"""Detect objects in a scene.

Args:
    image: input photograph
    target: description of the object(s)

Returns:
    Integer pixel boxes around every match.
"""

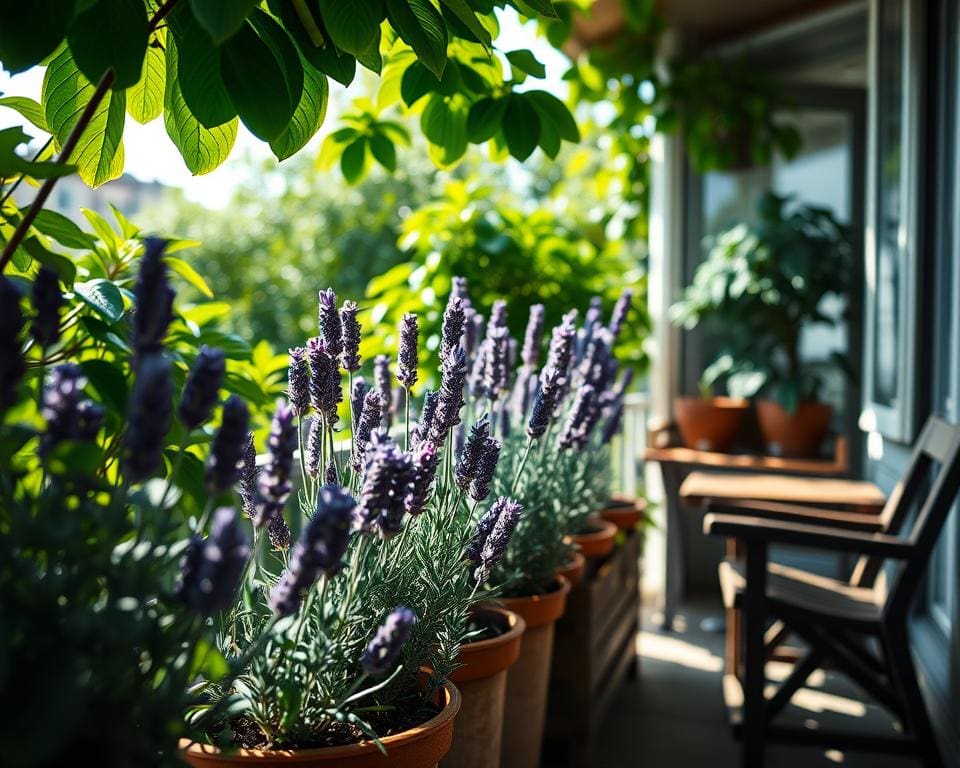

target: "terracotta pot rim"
[674,395,750,410]
[571,517,617,558]
[555,549,586,586]
[451,608,526,684]
[498,576,571,629]
[180,683,461,763]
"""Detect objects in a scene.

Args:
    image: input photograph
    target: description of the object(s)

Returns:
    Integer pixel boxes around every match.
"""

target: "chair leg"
[742,541,768,768]
[884,627,943,768]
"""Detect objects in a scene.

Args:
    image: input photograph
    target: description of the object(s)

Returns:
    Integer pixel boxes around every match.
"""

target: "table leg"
[659,463,685,631]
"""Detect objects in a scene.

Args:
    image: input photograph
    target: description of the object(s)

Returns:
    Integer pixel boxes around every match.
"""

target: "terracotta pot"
[756,400,833,458]
[555,549,585,587]
[672,396,749,453]
[498,577,571,768]
[571,517,617,559]
[441,609,525,768]
[180,683,461,768]
[599,495,648,532]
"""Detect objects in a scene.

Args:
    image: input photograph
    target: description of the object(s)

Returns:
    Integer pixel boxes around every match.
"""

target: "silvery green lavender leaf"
[30,266,63,349]
[0,277,25,414]
[360,606,416,676]
[132,238,174,358]
[318,288,343,359]
[179,345,225,430]
[124,352,173,483]
[206,395,250,493]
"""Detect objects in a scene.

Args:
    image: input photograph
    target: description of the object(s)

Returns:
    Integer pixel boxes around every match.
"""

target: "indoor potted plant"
[671,192,853,458]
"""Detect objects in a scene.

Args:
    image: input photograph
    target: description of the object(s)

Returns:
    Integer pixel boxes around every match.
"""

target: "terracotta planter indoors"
[181,683,461,768]
[599,494,647,532]
[498,577,571,768]
[673,396,749,453]
[756,399,833,458]
[440,608,525,768]
[571,516,617,559]
[555,549,585,587]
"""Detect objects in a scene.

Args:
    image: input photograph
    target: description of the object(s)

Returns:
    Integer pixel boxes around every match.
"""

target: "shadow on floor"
[590,595,917,768]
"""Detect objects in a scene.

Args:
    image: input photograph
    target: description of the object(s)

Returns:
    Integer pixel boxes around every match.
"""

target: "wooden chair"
[703,416,960,767]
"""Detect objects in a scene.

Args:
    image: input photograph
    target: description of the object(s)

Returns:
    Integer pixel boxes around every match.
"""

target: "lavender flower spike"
[132,238,174,357]
[361,606,417,676]
[287,346,311,416]
[254,400,297,528]
[179,346,225,429]
[527,368,562,439]
[521,304,545,369]
[339,300,362,372]
[239,432,258,519]
[374,354,392,427]
[558,384,597,451]
[475,498,523,584]
[324,458,338,486]
[483,326,510,400]
[176,507,250,615]
[39,364,104,456]
[31,266,63,349]
[307,337,342,424]
[468,436,501,502]
[206,395,250,493]
[0,277,25,414]
[609,288,633,340]
[124,352,173,483]
[428,348,468,447]
[318,288,343,358]
[407,440,439,515]
[396,313,419,389]
[455,414,490,490]
[466,504,499,566]
[441,296,465,360]
[356,433,415,538]
[489,299,507,330]
[268,514,291,550]
[306,417,323,477]
[352,390,384,471]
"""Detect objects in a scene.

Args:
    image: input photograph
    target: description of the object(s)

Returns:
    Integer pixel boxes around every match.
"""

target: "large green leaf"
[513,0,558,18]
[168,5,237,128]
[126,28,167,124]
[163,39,238,175]
[340,138,367,183]
[32,209,97,250]
[75,278,124,322]
[219,19,298,141]
[0,96,49,132]
[502,93,540,161]
[438,0,491,50]
[266,0,357,87]
[0,127,76,179]
[421,93,467,166]
[67,0,149,90]
[386,0,447,80]
[525,89,579,141]
[269,59,329,161]
[0,0,75,74]
[506,49,545,79]
[317,0,384,58]
[42,47,126,187]
[248,10,304,115]
[189,0,260,42]
[466,96,506,143]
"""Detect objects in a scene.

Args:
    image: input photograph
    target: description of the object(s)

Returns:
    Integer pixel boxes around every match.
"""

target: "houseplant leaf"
[126,28,167,124]
[269,60,329,161]
[385,0,447,80]
[67,0,149,90]
[189,0,260,42]
[0,0,75,74]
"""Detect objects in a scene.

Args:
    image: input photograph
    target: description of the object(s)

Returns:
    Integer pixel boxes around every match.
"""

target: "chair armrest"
[704,513,913,558]
[704,499,884,532]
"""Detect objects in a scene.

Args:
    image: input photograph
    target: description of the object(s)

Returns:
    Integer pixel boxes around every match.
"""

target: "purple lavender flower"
[306,417,323,477]
[361,606,416,676]
[616,367,635,395]
[132,238,174,357]
[374,355,392,427]
[558,384,597,451]
[428,347,468,447]
[125,352,173,483]
[270,486,356,616]
[239,432,258,519]
[468,340,489,398]
[287,347,311,416]
[475,498,523,584]
[608,288,633,339]
[307,337,342,424]
[483,327,510,400]
[466,496,521,570]
[455,414,490,491]
[176,508,250,615]
[325,458,338,486]
[407,440,439,515]
[468,437,501,502]
[318,288,343,358]
[577,327,613,389]
[489,299,507,330]
[0,277,25,414]
[521,304,545,369]
[451,276,469,301]
[351,376,368,424]
[544,313,577,384]
[179,346,225,429]
[356,433,415,538]
[396,313,419,389]
[31,266,63,349]
[417,390,439,442]
[601,399,624,445]
[340,300,362,372]
[39,364,104,456]
[352,390,383,471]
[463,306,480,358]
[527,368,563,439]
[254,401,296,528]
[268,513,291,550]
[441,296,465,360]
[206,395,250,493]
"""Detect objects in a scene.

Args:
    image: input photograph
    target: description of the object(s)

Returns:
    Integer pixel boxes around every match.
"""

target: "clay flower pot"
[599,495,647,532]
[756,400,833,458]
[673,396,749,452]
[180,683,461,768]
[440,608,525,768]
[555,549,585,587]
[570,516,617,559]
[498,577,571,768]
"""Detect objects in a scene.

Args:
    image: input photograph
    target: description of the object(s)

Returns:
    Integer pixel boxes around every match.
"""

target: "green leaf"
[167,5,237,128]
[189,0,260,43]
[400,61,436,106]
[31,209,97,250]
[506,49,545,79]
[80,359,129,413]
[355,25,383,74]
[269,60,329,161]
[369,132,396,172]
[219,19,298,141]
[195,330,251,360]
[75,278,124,322]
[266,0,357,87]
[385,0,447,80]
[163,39,238,175]
[68,0,149,90]
[0,127,76,179]
[421,94,467,165]
[42,47,126,187]
[0,0,75,74]
[537,110,560,158]
[438,0,491,51]
[502,93,540,161]
[45,441,105,477]
[167,256,214,298]
[21,237,77,284]
[466,96,506,143]
[525,89,579,141]
[248,9,304,117]
[340,138,367,183]
[513,0,558,18]
[317,0,384,58]
[127,29,167,124]
[0,96,49,132]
